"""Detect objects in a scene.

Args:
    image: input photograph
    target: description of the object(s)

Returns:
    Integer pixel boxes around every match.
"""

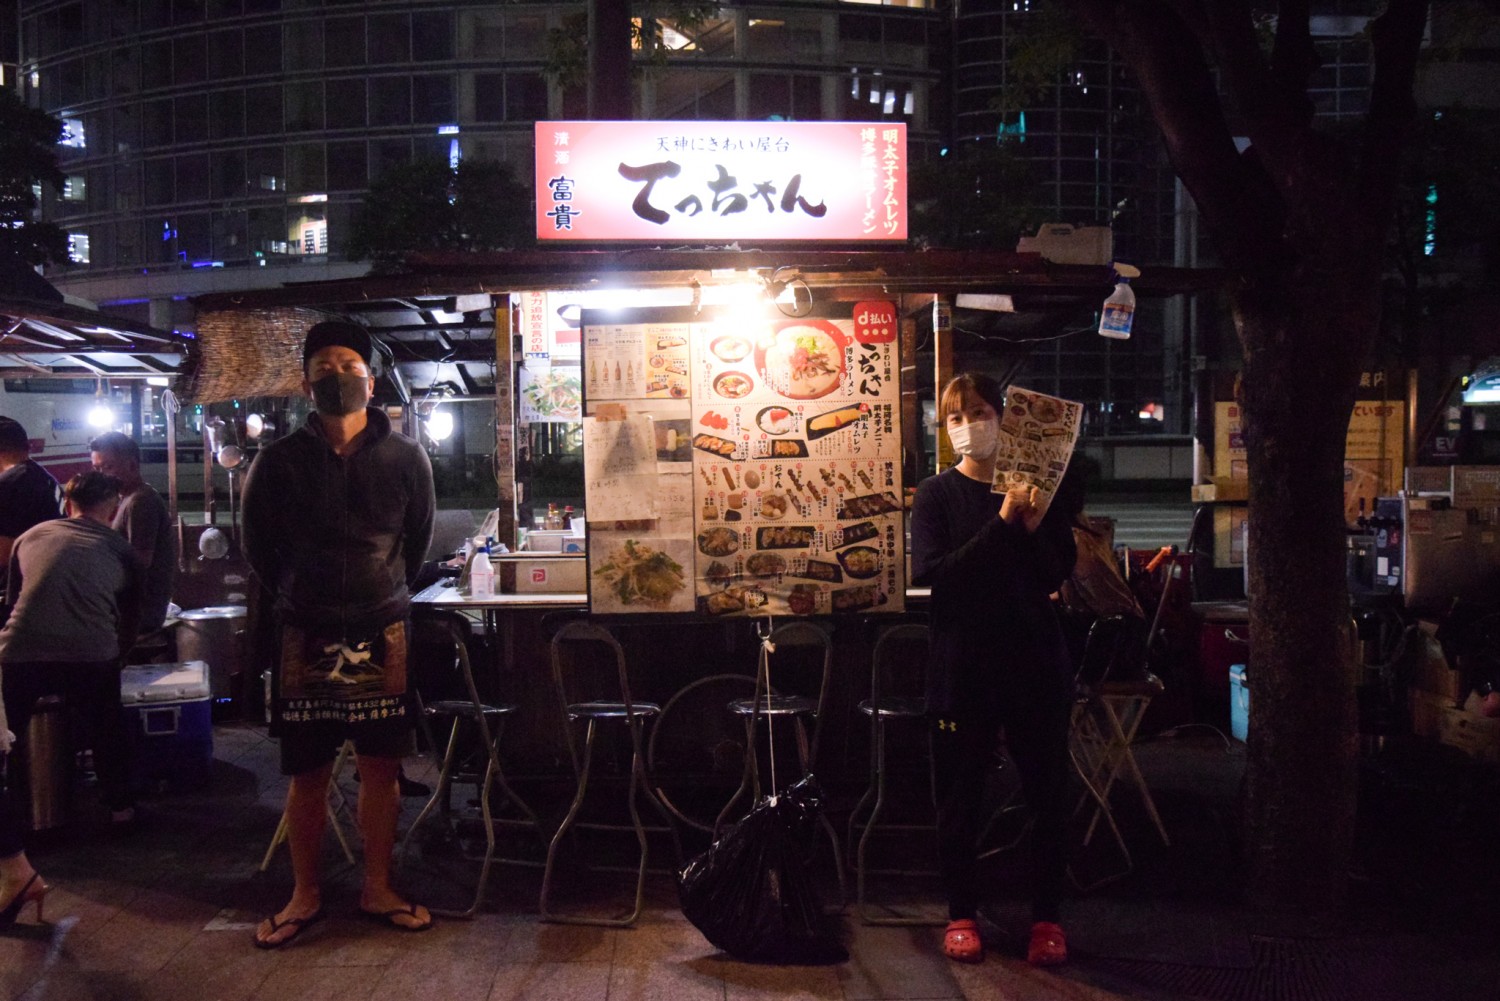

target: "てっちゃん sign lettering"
[535,121,906,243]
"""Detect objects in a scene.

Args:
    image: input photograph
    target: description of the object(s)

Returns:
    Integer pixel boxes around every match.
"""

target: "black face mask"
[310,371,370,417]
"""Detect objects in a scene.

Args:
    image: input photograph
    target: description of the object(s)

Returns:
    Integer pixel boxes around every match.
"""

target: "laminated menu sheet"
[989,387,1083,516]
[582,304,905,617]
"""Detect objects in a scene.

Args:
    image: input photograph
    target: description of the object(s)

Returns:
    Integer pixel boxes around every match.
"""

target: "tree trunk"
[1236,254,1380,916]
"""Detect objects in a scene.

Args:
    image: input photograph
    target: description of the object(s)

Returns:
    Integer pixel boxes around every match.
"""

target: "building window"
[244,24,281,75]
[63,175,87,201]
[68,232,90,264]
[326,79,367,128]
[285,80,324,131]
[370,76,411,126]
[412,11,454,61]
[209,29,245,79]
[327,141,367,191]
[59,117,86,149]
[325,16,366,68]
[369,13,412,63]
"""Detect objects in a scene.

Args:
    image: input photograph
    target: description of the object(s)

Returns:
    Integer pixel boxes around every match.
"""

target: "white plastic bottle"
[1098,277,1135,340]
[470,543,495,600]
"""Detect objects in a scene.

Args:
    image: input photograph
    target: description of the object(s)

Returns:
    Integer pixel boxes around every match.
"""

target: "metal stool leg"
[259,741,357,872]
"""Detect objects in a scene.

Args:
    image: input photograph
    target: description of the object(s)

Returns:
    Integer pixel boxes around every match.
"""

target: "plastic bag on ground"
[678,774,847,964]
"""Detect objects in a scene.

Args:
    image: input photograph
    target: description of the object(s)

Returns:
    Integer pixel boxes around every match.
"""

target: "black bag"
[678,774,847,964]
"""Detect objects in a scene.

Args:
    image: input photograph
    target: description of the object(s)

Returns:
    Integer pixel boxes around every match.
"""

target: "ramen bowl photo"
[756,321,847,400]
[713,371,754,399]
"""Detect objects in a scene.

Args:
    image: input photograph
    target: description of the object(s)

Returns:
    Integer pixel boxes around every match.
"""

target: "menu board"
[989,387,1083,515]
[583,305,904,617]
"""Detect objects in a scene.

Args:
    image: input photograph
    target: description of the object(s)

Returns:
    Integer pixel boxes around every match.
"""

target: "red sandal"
[942,918,983,963]
[1027,921,1068,966]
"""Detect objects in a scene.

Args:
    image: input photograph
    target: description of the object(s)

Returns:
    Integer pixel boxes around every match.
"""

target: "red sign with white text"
[535,121,907,243]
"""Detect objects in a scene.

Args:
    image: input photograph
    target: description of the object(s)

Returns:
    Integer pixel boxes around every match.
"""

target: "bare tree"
[1056,1,1431,915]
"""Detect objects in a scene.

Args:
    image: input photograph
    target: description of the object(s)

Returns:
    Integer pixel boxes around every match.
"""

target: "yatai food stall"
[184,120,1218,774]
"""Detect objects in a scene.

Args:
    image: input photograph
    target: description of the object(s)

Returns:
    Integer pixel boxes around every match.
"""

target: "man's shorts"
[279,719,416,776]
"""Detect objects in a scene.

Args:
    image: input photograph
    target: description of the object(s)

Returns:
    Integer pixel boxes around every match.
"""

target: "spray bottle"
[1098,262,1139,340]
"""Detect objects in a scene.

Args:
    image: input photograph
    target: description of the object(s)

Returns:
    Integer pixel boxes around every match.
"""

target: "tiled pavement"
[4,721,1499,1001]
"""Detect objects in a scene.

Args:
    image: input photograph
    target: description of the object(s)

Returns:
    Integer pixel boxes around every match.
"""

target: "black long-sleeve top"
[910,467,1077,717]
[241,407,435,633]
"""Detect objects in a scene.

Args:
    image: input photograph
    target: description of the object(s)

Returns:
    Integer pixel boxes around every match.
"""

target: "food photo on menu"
[989,387,1084,513]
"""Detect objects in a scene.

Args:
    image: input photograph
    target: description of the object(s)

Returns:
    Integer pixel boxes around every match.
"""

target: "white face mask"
[947,417,998,459]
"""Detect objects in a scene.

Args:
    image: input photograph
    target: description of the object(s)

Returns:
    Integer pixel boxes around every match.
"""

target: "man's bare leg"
[256,761,335,946]
[355,754,430,929]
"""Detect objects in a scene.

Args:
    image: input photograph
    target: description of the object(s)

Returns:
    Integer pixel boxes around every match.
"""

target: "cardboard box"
[1437,700,1500,766]
[1015,223,1113,265]
[1192,479,1250,503]
[120,662,214,792]
[1407,623,1464,702]
[500,554,588,594]
[1409,686,1455,741]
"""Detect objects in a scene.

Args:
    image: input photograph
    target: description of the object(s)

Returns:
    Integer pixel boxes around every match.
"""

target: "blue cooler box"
[120,661,214,792]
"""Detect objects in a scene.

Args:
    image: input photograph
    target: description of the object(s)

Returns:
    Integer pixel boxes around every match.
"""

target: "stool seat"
[728,694,816,717]
[567,700,660,720]
[424,700,518,719]
[857,696,926,719]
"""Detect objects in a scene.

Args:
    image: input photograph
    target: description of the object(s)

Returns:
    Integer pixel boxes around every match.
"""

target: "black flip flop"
[359,903,433,933]
[252,908,325,950]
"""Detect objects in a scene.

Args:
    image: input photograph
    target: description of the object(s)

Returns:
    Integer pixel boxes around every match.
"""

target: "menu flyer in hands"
[989,387,1083,515]
[582,304,904,617]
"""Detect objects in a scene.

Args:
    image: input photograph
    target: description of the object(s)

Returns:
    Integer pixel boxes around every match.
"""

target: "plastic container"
[1230,665,1249,743]
[120,661,214,792]
[470,544,495,599]
[1098,278,1135,339]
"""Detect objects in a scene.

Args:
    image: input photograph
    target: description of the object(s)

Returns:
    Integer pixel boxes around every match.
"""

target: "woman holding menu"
[910,373,1076,967]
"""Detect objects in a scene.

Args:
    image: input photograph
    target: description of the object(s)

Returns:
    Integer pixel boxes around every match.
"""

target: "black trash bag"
[678,774,847,964]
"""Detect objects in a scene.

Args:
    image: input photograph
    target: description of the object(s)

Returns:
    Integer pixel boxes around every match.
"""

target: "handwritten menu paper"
[990,387,1082,515]
[583,309,904,617]
[583,415,659,521]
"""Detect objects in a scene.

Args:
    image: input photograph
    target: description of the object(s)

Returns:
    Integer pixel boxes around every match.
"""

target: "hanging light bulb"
[87,378,114,429]
[424,403,454,442]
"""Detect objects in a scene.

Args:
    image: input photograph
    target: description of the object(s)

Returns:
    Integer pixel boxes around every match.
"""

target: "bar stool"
[259,740,358,871]
[715,619,846,907]
[540,621,679,927]
[401,613,542,919]
[847,622,942,925]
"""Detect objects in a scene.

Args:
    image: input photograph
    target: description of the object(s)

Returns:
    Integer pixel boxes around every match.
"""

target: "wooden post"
[493,297,518,550]
[932,294,954,468]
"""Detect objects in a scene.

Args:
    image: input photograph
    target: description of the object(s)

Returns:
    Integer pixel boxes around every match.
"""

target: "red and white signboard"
[535,121,907,243]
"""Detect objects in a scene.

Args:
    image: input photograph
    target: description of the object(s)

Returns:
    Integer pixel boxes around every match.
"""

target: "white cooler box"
[120,661,214,792]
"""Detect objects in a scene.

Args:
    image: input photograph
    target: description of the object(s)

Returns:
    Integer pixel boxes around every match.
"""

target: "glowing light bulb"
[87,401,115,428]
[425,406,454,442]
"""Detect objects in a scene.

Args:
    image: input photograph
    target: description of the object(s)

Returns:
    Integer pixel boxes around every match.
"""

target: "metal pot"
[176,605,247,701]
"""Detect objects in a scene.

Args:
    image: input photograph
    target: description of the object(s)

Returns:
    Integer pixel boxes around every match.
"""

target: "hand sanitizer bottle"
[470,542,495,599]
[1098,274,1135,340]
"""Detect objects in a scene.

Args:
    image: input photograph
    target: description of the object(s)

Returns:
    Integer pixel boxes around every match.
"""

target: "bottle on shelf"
[545,503,561,530]
[470,540,495,599]
[562,505,574,529]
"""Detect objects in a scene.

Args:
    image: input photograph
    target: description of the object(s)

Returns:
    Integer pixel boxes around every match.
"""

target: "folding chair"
[259,740,357,871]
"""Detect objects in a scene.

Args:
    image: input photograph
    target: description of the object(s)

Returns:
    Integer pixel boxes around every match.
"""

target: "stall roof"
[185,249,1225,402]
[193,249,1224,312]
[0,295,189,380]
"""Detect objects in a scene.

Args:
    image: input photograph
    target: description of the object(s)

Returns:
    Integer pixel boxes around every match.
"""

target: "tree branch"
[1362,0,1431,215]
[1062,0,1287,273]
[1270,0,1317,125]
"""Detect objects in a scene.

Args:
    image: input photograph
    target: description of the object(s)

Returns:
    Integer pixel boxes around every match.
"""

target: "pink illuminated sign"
[535,121,907,243]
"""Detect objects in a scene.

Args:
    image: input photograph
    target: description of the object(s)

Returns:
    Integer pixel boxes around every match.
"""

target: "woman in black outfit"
[910,373,1076,966]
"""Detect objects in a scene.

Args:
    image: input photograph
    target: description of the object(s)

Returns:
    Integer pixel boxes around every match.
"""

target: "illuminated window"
[62,175,87,201]
[68,232,90,263]
[60,117,86,148]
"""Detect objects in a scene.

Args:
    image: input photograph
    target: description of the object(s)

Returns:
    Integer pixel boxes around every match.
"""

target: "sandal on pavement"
[1027,921,1068,966]
[360,903,433,933]
[253,908,325,950]
[942,918,983,963]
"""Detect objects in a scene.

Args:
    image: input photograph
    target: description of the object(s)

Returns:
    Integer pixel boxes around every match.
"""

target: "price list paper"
[582,305,904,617]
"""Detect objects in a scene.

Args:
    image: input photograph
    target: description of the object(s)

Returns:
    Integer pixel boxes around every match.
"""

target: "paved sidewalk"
[3,721,1498,1001]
